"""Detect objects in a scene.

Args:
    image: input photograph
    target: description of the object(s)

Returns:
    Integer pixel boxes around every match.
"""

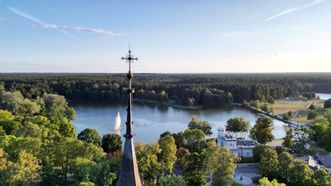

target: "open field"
[269,99,325,124]
[270,99,324,115]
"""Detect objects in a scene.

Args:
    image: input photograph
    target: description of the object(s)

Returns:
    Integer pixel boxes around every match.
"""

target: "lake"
[316,93,331,100]
[72,103,286,143]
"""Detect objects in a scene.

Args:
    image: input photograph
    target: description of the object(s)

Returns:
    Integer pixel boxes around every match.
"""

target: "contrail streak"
[8,7,121,38]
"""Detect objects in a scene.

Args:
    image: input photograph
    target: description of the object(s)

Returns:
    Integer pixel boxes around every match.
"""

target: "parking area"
[234,163,260,186]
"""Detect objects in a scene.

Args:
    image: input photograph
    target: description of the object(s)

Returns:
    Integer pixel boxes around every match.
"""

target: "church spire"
[118,48,142,186]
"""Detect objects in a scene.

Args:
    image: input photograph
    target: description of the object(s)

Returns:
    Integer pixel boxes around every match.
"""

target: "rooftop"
[237,140,258,147]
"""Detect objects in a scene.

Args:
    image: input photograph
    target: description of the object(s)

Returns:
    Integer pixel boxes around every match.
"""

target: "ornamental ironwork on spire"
[118,48,142,186]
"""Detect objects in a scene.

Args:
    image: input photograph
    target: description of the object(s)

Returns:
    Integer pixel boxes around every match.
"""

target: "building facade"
[217,127,258,158]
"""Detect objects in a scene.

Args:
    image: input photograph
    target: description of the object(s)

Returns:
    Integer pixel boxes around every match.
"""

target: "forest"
[1,73,330,107]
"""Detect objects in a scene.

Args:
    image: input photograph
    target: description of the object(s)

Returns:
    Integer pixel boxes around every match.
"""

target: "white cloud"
[7,7,121,38]
[263,0,329,23]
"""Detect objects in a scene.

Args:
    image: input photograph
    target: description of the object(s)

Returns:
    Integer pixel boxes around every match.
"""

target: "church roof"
[221,134,237,141]
[119,138,142,185]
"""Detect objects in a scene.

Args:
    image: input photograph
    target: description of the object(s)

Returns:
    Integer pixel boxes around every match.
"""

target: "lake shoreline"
[69,92,331,111]
[69,99,234,110]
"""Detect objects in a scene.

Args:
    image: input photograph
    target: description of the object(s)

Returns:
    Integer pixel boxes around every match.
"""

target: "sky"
[0,0,331,73]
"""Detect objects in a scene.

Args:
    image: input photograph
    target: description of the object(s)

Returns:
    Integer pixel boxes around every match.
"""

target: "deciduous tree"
[71,157,96,183]
[45,138,103,183]
[159,175,187,186]
[183,129,207,153]
[183,152,207,186]
[208,142,237,186]
[278,152,293,182]
[78,128,102,146]
[313,168,331,186]
[0,110,21,135]
[101,133,122,154]
[0,91,24,114]
[258,177,285,186]
[188,116,212,136]
[260,148,279,179]
[282,126,294,148]
[90,158,120,186]
[250,117,274,144]
[172,132,185,148]
[0,135,42,160]
[252,145,271,162]
[158,135,177,173]
[135,143,162,185]
[287,160,313,186]
[4,150,41,185]
[310,122,329,147]
[292,126,310,154]
[176,147,190,169]
[226,117,250,133]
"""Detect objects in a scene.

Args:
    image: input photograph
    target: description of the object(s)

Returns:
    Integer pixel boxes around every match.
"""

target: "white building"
[217,127,258,158]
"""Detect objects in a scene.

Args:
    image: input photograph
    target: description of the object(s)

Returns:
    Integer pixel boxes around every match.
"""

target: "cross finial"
[121,47,138,72]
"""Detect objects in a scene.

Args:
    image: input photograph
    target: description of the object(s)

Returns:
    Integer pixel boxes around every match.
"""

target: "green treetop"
[250,117,274,144]
[78,128,102,146]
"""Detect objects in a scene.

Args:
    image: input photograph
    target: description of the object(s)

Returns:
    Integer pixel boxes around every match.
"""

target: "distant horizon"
[1,72,331,74]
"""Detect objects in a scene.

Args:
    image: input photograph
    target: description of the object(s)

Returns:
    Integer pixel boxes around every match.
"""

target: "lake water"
[316,93,331,100]
[72,103,286,143]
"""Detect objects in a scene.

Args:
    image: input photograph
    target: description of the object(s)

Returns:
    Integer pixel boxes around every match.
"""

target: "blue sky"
[1,0,331,73]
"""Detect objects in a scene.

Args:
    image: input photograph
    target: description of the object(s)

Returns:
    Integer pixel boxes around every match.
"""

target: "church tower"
[118,48,142,186]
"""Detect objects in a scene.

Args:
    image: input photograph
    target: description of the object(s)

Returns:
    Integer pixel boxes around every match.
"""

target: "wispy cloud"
[0,17,6,21]
[262,0,328,23]
[38,23,121,37]
[7,7,121,38]
[264,7,299,22]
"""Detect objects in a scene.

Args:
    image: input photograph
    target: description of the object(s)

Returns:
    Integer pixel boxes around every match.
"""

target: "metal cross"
[121,48,138,73]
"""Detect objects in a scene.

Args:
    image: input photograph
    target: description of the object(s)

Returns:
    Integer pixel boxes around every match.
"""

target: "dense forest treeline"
[1,73,331,107]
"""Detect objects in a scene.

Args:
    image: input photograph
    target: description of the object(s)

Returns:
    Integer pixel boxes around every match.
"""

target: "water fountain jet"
[114,112,121,130]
